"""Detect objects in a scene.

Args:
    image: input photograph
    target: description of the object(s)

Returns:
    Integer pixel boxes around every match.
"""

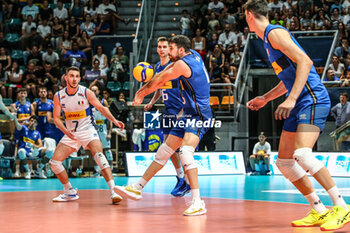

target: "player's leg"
[248,154,257,175]
[35,138,56,179]
[114,134,183,200]
[50,142,79,202]
[263,154,271,175]
[17,148,31,179]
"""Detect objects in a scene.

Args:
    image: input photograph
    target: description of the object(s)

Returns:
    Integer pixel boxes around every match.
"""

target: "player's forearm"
[263,81,288,102]
[138,74,166,99]
[54,117,69,135]
[150,90,161,105]
[288,58,313,101]
[100,106,120,125]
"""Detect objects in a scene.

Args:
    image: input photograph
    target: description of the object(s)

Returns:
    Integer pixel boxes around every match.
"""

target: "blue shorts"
[162,115,185,139]
[283,103,330,132]
[182,105,213,140]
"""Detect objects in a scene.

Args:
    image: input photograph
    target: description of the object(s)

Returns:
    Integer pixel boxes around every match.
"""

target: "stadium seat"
[5,18,21,33]
[209,96,220,106]
[107,81,121,92]
[0,139,16,178]
[5,34,20,49]
[221,96,234,109]
[10,50,24,60]
[123,81,130,91]
[2,98,13,106]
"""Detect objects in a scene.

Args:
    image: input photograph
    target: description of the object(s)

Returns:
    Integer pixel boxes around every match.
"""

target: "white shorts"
[99,131,111,149]
[60,126,100,151]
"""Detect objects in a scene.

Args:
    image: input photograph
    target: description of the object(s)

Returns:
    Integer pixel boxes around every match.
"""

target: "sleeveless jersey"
[179,49,211,115]
[92,98,108,134]
[35,99,56,137]
[15,101,31,120]
[263,24,330,106]
[155,61,183,116]
[57,85,94,131]
[16,125,41,153]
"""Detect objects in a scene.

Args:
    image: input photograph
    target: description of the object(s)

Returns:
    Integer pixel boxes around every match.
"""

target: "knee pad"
[276,158,306,182]
[18,149,26,160]
[0,143,4,156]
[49,159,65,174]
[154,143,175,166]
[294,148,324,175]
[179,146,197,171]
[105,149,113,161]
[94,152,110,171]
[45,149,54,159]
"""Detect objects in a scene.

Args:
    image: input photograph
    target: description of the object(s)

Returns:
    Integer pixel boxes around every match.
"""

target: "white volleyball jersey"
[58,85,94,131]
[92,98,108,134]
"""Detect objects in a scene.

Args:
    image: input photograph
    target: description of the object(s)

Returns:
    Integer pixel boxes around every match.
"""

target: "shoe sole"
[112,196,123,204]
[113,186,142,201]
[320,222,350,231]
[52,195,79,202]
[291,223,320,227]
[183,209,207,216]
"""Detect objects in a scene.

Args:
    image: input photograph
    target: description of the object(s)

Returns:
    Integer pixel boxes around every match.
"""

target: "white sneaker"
[114,185,143,201]
[183,199,207,216]
[34,170,47,179]
[111,192,123,204]
[53,188,79,202]
[24,172,31,179]
[13,171,21,178]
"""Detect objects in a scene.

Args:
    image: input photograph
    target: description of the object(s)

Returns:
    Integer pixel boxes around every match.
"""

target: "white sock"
[133,177,148,191]
[327,186,348,210]
[37,163,45,172]
[191,189,200,200]
[63,182,72,190]
[304,192,328,214]
[184,174,189,184]
[107,180,115,194]
[176,168,184,178]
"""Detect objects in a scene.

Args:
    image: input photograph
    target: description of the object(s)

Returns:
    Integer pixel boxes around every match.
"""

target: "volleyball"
[257,150,265,155]
[133,62,154,82]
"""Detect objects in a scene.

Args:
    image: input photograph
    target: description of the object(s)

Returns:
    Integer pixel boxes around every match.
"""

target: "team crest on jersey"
[78,101,84,105]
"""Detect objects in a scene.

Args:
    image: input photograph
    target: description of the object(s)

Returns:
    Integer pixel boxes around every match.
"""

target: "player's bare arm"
[85,88,124,131]
[53,93,76,140]
[145,90,162,111]
[31,102,36,116]
[34,138,43,149]
[133,60,190,105]
[13,116,22,131]
[0,95,15,120]
[268,29,313,120]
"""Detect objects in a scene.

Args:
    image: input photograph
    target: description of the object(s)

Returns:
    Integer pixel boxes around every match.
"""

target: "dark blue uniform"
[15,101,31,121]
[264,24,331,132]
[35,99,57,139]
[16,125,42,157]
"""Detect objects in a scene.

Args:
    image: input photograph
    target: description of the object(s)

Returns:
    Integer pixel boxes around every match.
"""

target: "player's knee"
[249,155,256,159]
[179,146,197,171]
[154,143,175,166]
[105,149,113,161]
[276,158,306,182]
[45,149,54,159]
[18,149,26,160]
[294,148,324,175]
[94,152,110,171]
[49,159,65,174]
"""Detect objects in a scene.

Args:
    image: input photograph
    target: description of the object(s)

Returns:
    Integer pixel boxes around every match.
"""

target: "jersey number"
[161,90,168,101]
[72,120,79,132]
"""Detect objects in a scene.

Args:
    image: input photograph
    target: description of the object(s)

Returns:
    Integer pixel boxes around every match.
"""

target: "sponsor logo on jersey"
[65,110,87,120]
[23,137,35,145]
[38,111,47,116]
[18,113,30,119]
[96,119,105,125]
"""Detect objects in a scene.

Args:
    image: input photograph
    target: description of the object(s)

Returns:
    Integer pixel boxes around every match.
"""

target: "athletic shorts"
[60,126,100,151]
[163,115,185,139]
[182,105,213,140]
[98,131,111,149]
[283,103,331,132]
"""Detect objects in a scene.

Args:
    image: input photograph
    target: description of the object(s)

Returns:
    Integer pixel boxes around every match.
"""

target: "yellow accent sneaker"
[320,205,350,231]
[291,209,331,227]
[183,199,207,216]
[114,185,143,201]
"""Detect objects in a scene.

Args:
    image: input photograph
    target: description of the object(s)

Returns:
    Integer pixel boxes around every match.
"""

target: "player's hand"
[106,133,111,141]
[66,131,77,140]
[246,96,268,111]
[144,103,153,111]
[133,93,144,106]
[114,120,124,131]
[274,97,296,120]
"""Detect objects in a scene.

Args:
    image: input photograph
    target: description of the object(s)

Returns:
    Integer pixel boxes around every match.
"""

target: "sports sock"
[327,186,348,210]
[304,192,328,214]
[63,182,72,190]
[37,163,45,172]
[107,180,115,194]
[133,177,147,191]
[176,168,184,178]
[191,189,200,200]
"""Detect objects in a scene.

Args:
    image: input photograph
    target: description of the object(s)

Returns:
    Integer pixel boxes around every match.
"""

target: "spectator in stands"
[207,32,219,53]
[207,12,220,37]
[338,22,349,41]
[209,44,225,69]
[97,0,130,33]
[42,44,59,69]
[208,0,225,16]
[218,5,236,29]
[284,8,300,30]
[110,54,124,82]
[102,87,114,106]
[77,30,91,56]
[230,44,242,69]
[268,0,283,13]
[93,45,109,75]
[222,59,236,88]
[69,0,84,21]
[95,14,111,35]
[37,19,51,40]
[218,23,237,57]
[300,10,313,30]
[324,68,340,81]
[330,8,343,29]
[38,63,59,93]
[113,46,129,77]
[298,0,314,15]
[335,38,350,68]
[10,88,32,123]
[39,0,53,23]
[54,0,69,23]
[343,1,350,12]
[84,0,98,21]
[80,14,96,37]
[23,62,39,98]
[0,63,7,98]
[248,132,272,176]
[21,0,39,21]
[331,0,342,13]
[312,8,331,30]
[209,57,222,81]
[270,12,284,26]
[66,16,80,39]
[85,59,107,86]
[331,92,350,128]
[288,21,298,31]
[329,55,345,78]
[6,0,21,20]
[180,10,191,37]
[6,61,23,99]
[191,11,208,36]
[343,6,350,28]
[63,41,87,68]
[0,32,7,48]
[27,45,43,70]
[0,47,11,72]
[340,70,350,87]
[23,29,44,65]
[21,15,37,46]
[238,26,249,51]
[51,17,64,50]
[59,30,72,55]
[192,28,207,61]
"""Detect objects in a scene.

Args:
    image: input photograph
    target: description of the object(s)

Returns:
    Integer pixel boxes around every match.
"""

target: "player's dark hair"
[157,37,168,43]
[29,115,39,122]
[17,87,27,93]
[168,35,191,52]
[341,92,349,99]
[243,0,268,19]
[66,66,80,74]
[38,86,47,91]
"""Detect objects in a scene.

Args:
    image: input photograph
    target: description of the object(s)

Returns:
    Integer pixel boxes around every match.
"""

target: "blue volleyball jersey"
[15,101,31,120]
[179,49,211,115]
[35,99,56,138]
[263,24,330,106]
[16,125,41,153]
[155,61,183,116]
